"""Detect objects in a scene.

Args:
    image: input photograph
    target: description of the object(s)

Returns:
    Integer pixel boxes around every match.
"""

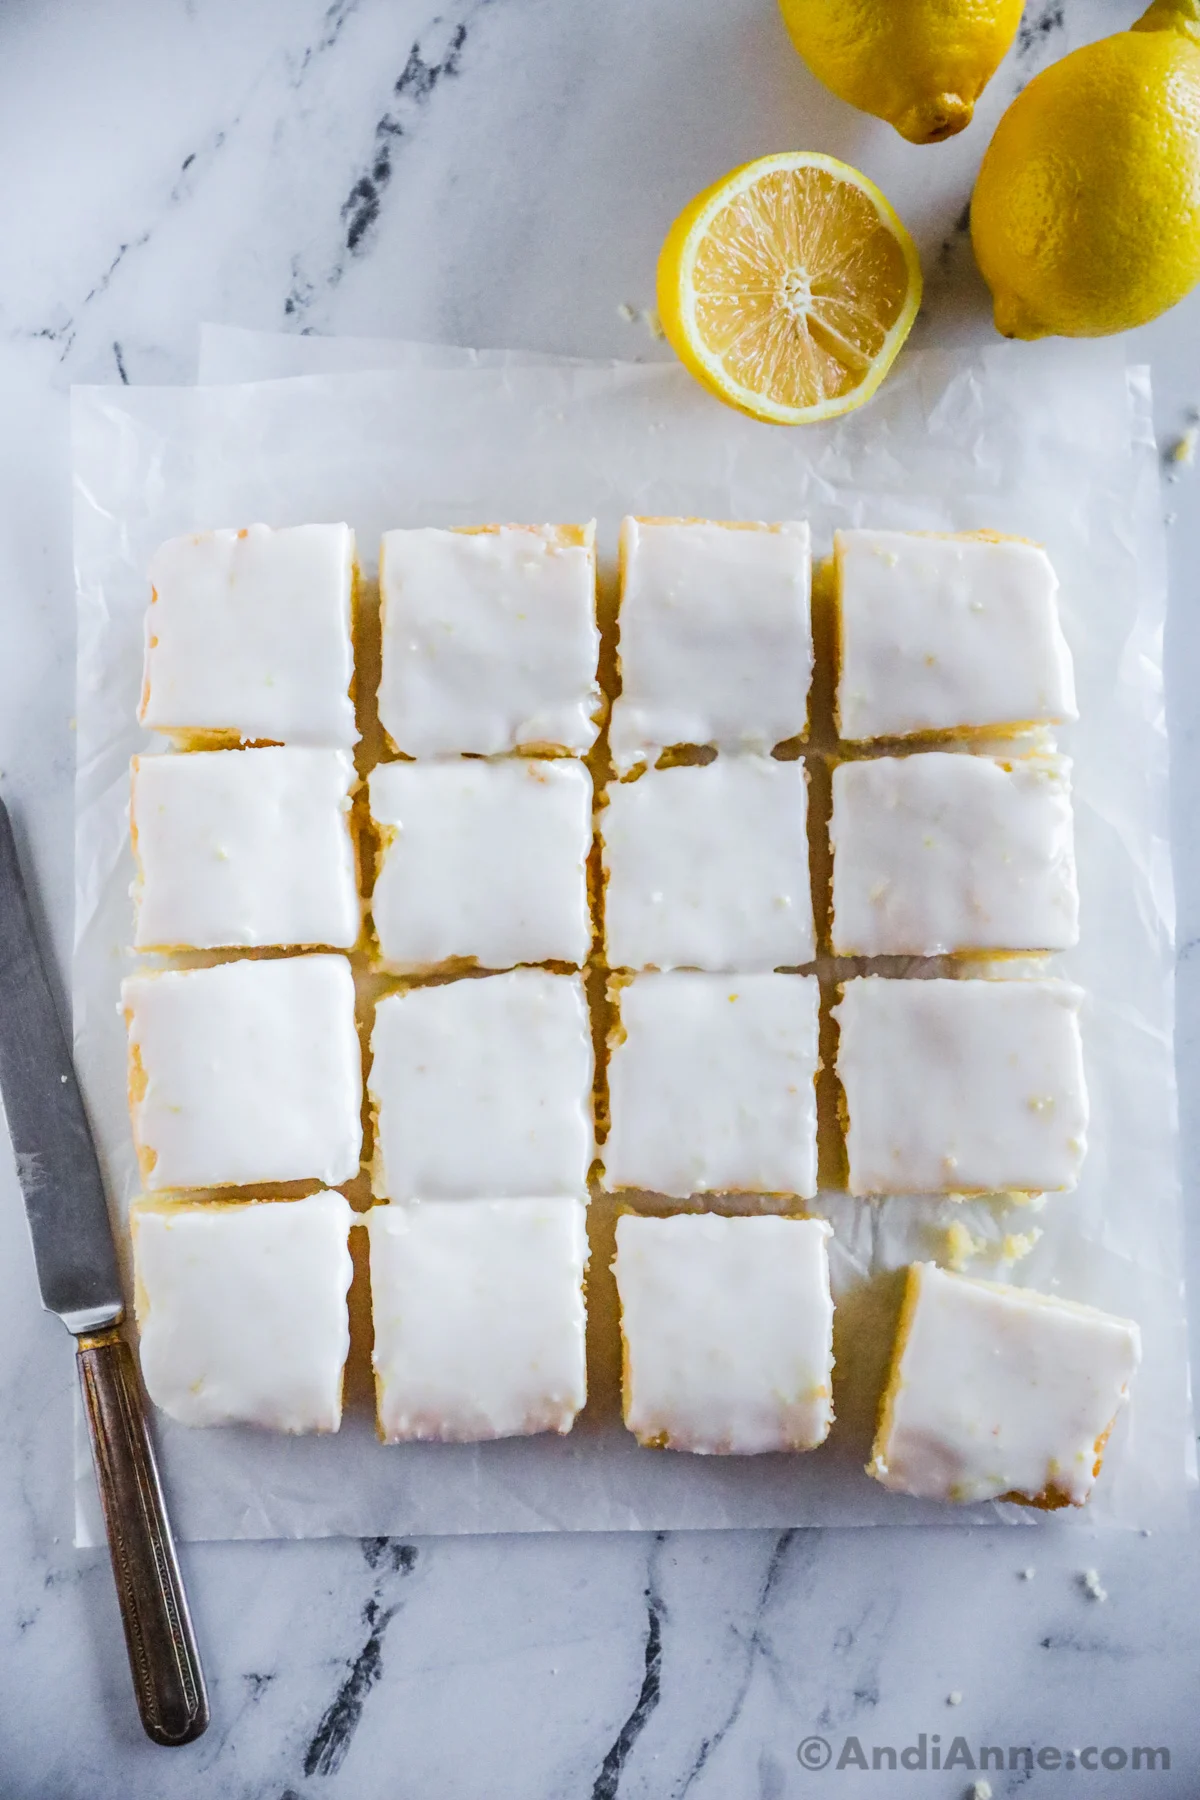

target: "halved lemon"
[656,152,923,426]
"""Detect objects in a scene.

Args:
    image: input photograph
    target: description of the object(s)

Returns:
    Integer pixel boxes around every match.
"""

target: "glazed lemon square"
[366,1198,588,1442]
[122,955,362,1192]
[834,976,1087,1196]
[139,523,358,747]
[603,973,820,1199]
[131,746,360,951]
[368,970,593,1200]
[835,529,1077,741]
[601,757,814,972]
[608,517,812,771]
[829,750,1079,956]
[377,523,601,755]
[868,1262,1141,1507]
[131,1190,354,1432]
[613,1213,834,1454]
[369,757,592,972]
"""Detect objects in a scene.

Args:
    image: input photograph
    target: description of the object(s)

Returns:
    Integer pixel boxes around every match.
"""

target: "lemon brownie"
[131,746,360,951]
[122,954,362,1191]
[366,1198,588,1442]
[603,973,820,1199]
[602,757,814,972]
[369,757,591,972]
[834,976,1087,1196]
[829,750,1079,955]
[140,524,358,747]
[369,970,593,1200]
[608,517,812,771]
[131,1190,354,1432]
[613,1213,834,1454]
[835,529,1076,741]
[868,1262,1141,1506]
[377,523,601,755]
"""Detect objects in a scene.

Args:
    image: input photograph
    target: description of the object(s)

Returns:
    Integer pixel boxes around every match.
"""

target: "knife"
[0,798,208,1746]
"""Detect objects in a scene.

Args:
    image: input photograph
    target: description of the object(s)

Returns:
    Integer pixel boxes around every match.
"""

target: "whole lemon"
[778,0,1025,144]
[971,1,1200,337]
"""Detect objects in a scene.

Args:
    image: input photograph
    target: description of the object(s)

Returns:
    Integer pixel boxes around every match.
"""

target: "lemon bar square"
[835,529,1077,741]
[369,757,592,972]
[829,750,1079,955]
[834,976,1087,1196]
[369,970,593,1200]
[131,747,360,951]
[602,757,814,972]
[377,523,601,755]
[366,1198,588,1442]
[868,1262,1141,1507]
[122,954,362,1192]
[613,1212,834,1454]
[140,524,358,747]
[131,1190,354,1432]
[609,517,812,771]
[603,973,820,1199]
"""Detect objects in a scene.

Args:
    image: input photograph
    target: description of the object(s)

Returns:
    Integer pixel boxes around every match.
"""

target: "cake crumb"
[942,1219,983,1270]
[1171,425,1198,465]
[1081,1568,1108,1602]
[617,302,638,323]
[947,1689,963,1706]
[1000,1227,1042,1263]
[642,306,666,340]
[970,1782,993,1800]
[1019,1566,1035,1580]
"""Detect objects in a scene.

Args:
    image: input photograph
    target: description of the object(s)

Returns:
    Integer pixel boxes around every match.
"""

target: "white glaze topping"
[609,517,812,770]
[366,1198,588,1442]
[602,756,814,972]
[614,1212,834,1454]
[132,1191,354,1432]
[122,954,363,1191]
[834,976,1088,1196]
[603,973,820,1199]
[378,524,601,755]
[835,530,1077,741]
[140,524,358,746]
[830,750,1079,955]
[369,970,593,1200]
[131,747,360,951]
[869,1262,1141,1505]
[369,757,592,971]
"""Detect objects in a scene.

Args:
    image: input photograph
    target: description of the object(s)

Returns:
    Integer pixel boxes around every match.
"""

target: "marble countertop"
[1,0,1199,1793]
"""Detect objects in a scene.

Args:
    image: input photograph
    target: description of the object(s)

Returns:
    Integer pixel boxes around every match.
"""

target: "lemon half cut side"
[656,152,923,427]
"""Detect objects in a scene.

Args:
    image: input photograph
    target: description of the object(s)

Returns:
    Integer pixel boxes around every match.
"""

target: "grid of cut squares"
[125,517,1117,1484]
[368,970,594,1202]
[601,757,814,973]
[834,528,1077,742]
[829,750,1079,957]
[613,1213,835,1454]
[140,523,358,748]
[366,1198,589,1442]
[369,757,592,972]
[377,523,602,756]
[603,973,820,1201]
[609,517,812,771]
[130,1191,354,1433]
[122,955,363,1192]
[834,976,1088,1198]
[868,1262,1141,1507]
[131,746,361,951]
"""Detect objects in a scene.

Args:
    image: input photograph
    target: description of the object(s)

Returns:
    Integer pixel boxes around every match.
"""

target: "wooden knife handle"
[77,1328,209,1745]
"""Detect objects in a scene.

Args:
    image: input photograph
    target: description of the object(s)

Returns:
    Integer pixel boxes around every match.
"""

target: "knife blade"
[0,796,208,1745]
[0,803,121,1332]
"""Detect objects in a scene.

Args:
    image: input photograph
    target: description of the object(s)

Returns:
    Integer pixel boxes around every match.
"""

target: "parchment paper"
[72,339,1192,1541]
